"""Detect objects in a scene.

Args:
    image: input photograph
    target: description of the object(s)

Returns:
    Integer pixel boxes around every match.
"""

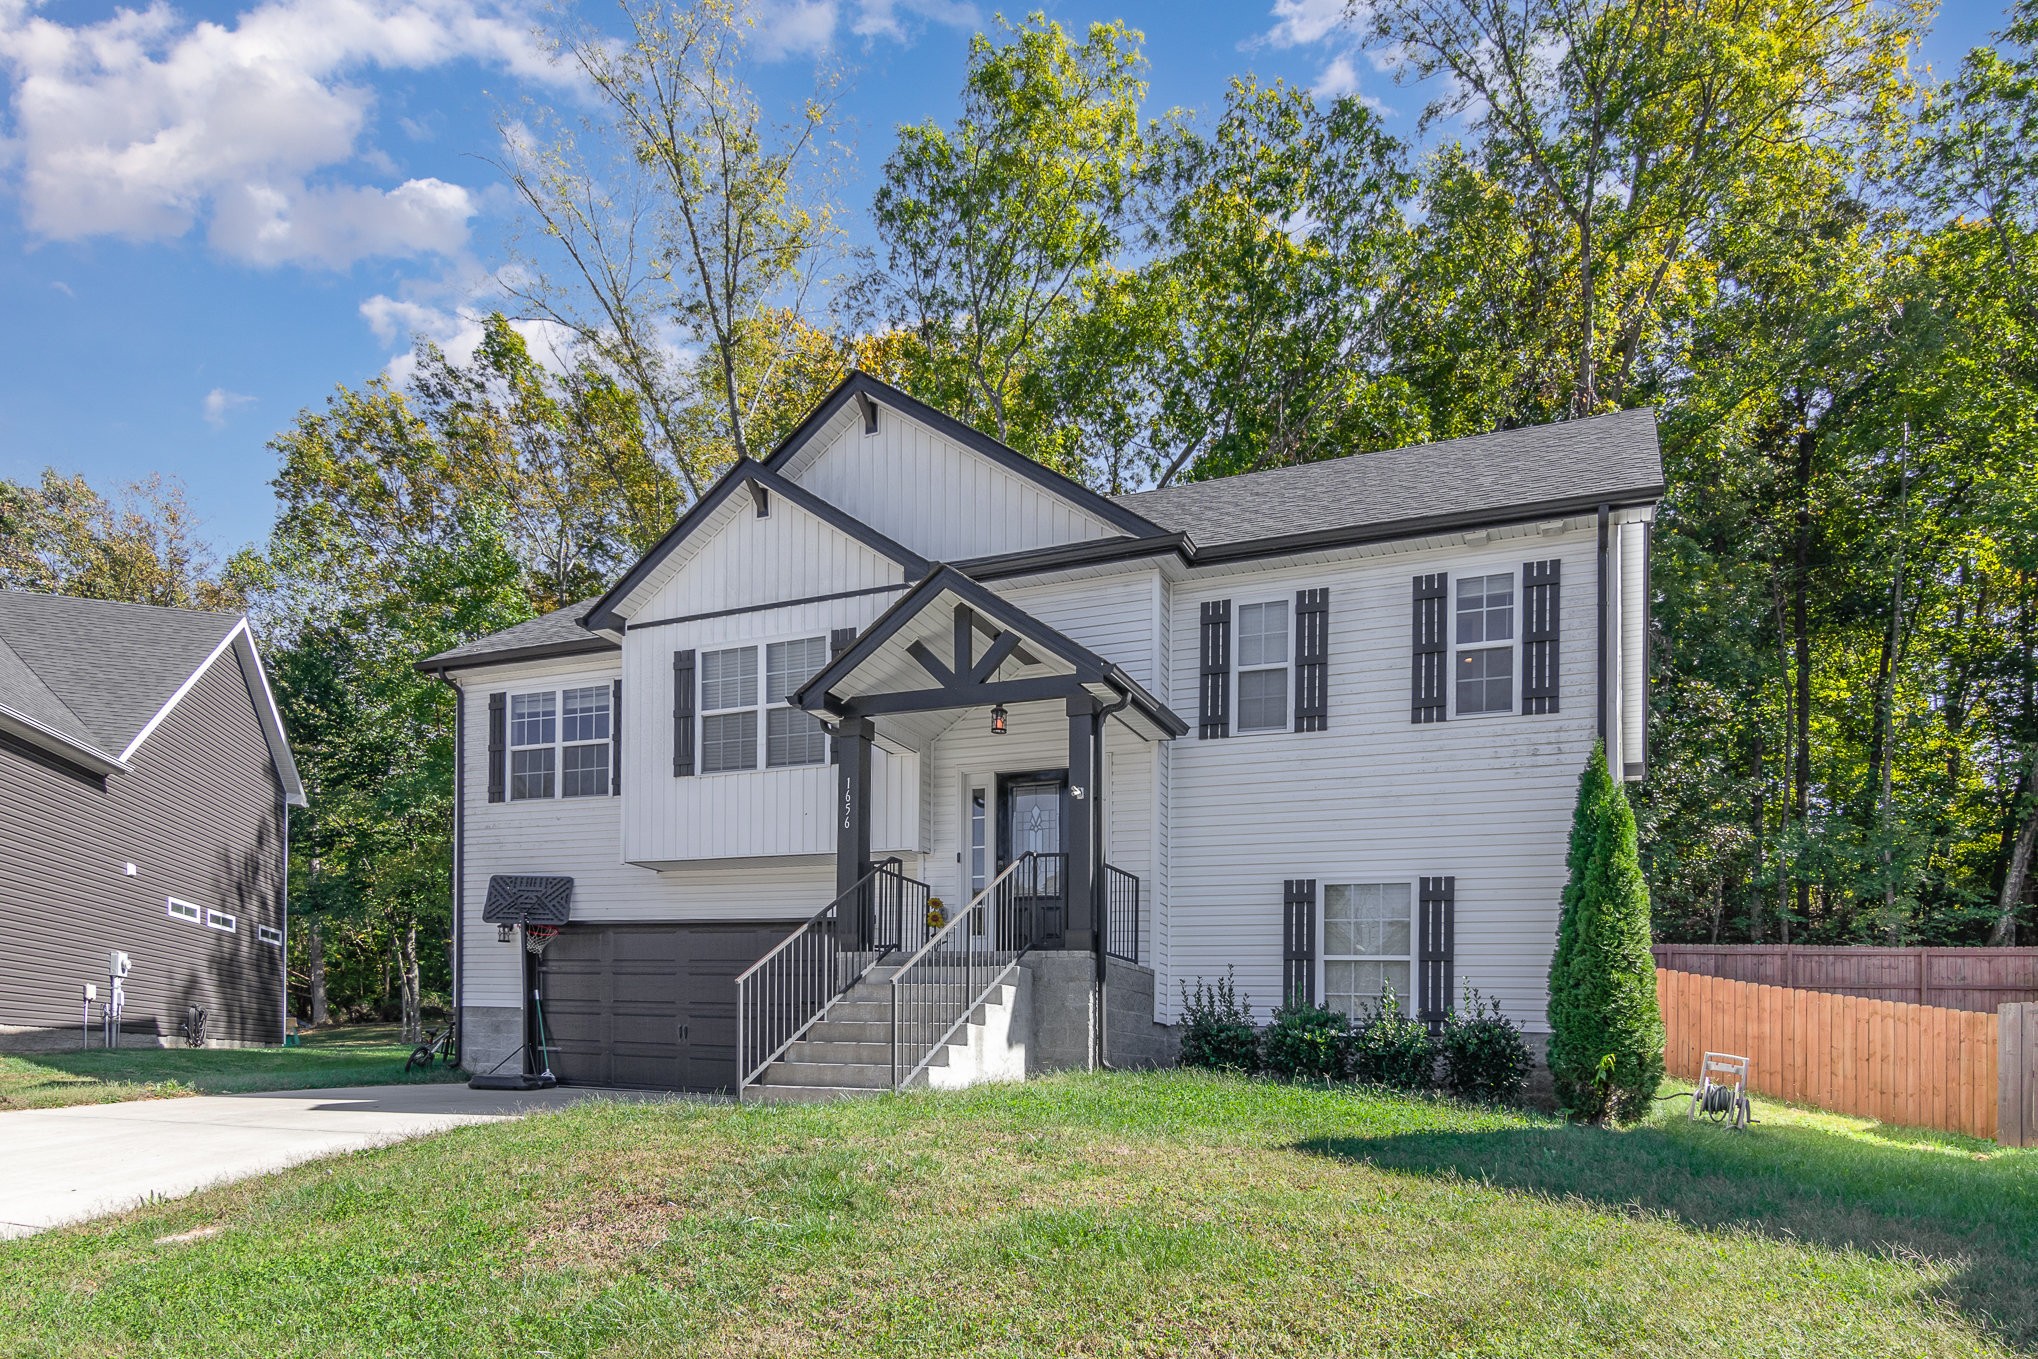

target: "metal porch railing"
[889,852,1059,1090]
[734,858,930,1092]
[1103,864,1141,964]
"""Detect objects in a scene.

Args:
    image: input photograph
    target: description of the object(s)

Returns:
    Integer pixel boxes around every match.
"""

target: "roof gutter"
[0,706,128,776]
[414,636,618,677]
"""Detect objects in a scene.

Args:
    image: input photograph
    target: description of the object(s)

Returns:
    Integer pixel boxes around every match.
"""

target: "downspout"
[433,670,465,1059]
[1597,504,1611,770]
[1092,692,1132,1072]
[280,786,290,1046]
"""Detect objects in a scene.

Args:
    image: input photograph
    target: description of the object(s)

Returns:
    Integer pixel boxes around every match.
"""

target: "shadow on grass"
[1296,1116,2038,1350]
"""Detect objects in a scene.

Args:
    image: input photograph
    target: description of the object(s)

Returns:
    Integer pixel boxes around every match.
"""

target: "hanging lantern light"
[989,703,1008,735]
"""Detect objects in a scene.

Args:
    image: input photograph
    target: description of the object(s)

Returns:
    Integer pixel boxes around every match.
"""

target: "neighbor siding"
[1163,521,1614,1030]
[0,649,285,1043]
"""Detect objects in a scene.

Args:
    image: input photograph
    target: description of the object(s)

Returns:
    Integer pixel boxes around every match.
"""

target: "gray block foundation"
[459,1005,524,1079]
[1019,952,1178,1074]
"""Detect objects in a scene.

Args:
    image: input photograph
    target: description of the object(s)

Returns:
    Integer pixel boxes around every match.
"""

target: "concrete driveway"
[0,1083,615,1239]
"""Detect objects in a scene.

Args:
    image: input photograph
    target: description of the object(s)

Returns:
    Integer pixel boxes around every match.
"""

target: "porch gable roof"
[793,565,1187,741]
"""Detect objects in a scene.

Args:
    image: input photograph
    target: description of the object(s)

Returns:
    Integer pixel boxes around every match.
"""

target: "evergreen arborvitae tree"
[1547,743,1664,1125]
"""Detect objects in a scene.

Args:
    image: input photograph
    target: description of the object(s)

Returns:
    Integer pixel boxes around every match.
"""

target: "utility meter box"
[108,951,131,979]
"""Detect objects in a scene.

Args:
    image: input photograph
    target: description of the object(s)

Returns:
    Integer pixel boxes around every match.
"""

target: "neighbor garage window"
[560,685,612,797]
[1323,882,1413,1017]
[1235,600,1289,733]
[1455,573,1515,715]
[765,637,829,768]
[700,647,759,773]
[509,692,557,799]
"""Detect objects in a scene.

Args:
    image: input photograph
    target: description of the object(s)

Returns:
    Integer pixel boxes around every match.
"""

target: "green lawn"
[0,1024,461,1111]
[3,1072,2033,1357]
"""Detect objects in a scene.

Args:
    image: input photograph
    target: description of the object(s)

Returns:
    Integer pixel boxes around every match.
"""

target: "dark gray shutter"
[1417,876,1455,1030]
[1199,600,1231,739]
[1522,559,1561,714]
[486,692,507,803]
[671,649,696,777]
[1412,573,1448,723]
[610,678,623,795]
[1294,588,1328,732]
[1283,879,1317,1007]
[827,627,857,763]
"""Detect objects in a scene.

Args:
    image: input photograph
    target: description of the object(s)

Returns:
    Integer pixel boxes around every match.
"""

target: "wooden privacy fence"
[1653,944,2038,1014]
[1655,968,2000,1139]
[2006,1004,2038,1148]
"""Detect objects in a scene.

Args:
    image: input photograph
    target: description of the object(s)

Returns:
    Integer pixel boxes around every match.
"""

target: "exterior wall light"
[989,704,1008,736]
[497,924,515,943]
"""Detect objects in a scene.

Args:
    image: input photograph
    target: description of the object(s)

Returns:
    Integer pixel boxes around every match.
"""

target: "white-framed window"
[764,637,830,768]
[1235,599,1290,733]
[559,685,612,798]
[1454,572,1515,715]
[700,646,760,773]
[509,691,557,799]
[166,897,201,924]
[1322,882,1413,1018]
[258,925,284,946]
[205,909,237,933]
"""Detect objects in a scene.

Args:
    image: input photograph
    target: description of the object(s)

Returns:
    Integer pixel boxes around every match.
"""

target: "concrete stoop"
[741,965,1031,1105]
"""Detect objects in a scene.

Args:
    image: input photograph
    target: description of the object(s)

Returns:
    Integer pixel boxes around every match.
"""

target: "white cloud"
[1263,0,1351,49]
[1311,55,1390,112]
[360,265,576,384]
[0,0,564,268]
[750,0,976,58]
[203,387,255,427]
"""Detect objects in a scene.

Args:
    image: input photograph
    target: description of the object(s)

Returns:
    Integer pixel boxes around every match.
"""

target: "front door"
[998,770,1067,949]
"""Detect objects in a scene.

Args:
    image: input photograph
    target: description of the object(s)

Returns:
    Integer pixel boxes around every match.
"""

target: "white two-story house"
[422,373,1661,1100]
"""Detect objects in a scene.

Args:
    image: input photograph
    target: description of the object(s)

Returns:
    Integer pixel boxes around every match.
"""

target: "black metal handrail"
[735,858,931,1092]
[1103,864,1141,964]
[889,852,1059,1090]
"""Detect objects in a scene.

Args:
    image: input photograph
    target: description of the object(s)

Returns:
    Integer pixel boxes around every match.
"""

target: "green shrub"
[1178,969,1260,1074]
[1438,986,1534,1105]
[1348,987,1435,1091]
[1547,743,1665,1125]
[1259,993,1351,1081]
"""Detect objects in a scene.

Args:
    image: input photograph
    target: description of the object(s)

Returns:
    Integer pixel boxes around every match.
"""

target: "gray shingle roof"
[0,591,242,761]
[1111,408,1663,549]
[419,599,615,670]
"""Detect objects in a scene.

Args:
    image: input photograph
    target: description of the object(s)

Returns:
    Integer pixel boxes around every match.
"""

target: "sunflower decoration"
[926,898,947,930]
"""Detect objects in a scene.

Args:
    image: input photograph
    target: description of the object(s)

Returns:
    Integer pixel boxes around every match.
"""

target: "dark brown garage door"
[536,923,788,1092]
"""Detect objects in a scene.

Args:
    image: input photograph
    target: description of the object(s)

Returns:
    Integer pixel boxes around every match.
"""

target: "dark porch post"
[836,716,875,948]
[1065,695,1099,953]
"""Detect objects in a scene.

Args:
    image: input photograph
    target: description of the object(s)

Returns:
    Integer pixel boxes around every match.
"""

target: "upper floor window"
[1235,600,1289,733]
[560,686,612,796]
[509,692,556,799]
[510,686,611,798]
[700,647,760,773]
[1455,573,1514,715]
[765,638,829,768]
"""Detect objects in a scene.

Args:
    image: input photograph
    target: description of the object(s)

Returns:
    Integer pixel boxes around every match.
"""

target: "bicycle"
[405,1020,458,1073]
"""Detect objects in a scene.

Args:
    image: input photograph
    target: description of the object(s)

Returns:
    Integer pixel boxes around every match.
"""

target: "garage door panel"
[536,922,784,1093]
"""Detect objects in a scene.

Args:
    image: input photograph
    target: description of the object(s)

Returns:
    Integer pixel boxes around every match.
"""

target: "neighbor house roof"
[0,591,305,801]
[1111,408,1665,558]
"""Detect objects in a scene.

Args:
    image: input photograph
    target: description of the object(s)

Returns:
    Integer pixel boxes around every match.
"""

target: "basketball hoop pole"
[524,923,559,1089]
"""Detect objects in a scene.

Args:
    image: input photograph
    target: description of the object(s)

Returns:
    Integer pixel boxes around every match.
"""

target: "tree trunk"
[1749,732,1767,943]
[1993,777,2038,946]
[399,920,422,1044]
[1790,422,1815,937]
[307,918,329,1028]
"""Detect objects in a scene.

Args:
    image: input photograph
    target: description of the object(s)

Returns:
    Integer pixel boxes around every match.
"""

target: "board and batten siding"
[0,648,285,1043]
[781,405,1127,562]
[622,488,909,624]
[618,593,920,867]
[1161,521,1620,1030]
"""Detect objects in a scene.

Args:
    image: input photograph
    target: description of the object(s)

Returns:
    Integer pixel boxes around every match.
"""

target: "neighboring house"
[423,373,1661,1099]
[0,593,305,1047]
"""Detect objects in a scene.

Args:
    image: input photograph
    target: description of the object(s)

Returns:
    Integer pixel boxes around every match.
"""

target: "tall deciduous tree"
[0,470,252,610]
[503,0,839,489]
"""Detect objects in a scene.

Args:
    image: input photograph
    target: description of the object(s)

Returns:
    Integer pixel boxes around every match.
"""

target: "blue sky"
[0,0,2004,554]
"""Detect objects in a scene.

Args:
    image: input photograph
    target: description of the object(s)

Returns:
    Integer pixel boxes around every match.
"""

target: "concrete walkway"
[0,1083,612,1238]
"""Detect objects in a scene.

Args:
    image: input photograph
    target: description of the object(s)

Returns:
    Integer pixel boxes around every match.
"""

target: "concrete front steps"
[741,963,1029,1105]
